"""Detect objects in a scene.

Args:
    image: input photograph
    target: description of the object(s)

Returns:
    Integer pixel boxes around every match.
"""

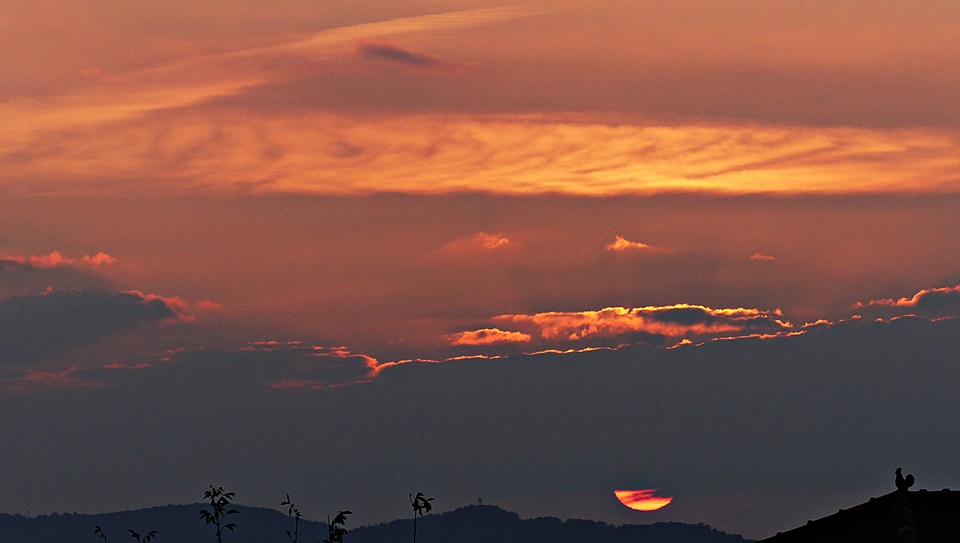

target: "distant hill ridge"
[0,503,748,543]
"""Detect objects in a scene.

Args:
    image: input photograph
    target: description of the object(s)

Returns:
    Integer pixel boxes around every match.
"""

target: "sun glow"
[614,489,673,512]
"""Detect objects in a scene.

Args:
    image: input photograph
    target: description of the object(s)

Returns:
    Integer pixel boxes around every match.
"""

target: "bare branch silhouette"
[281,494,302,543]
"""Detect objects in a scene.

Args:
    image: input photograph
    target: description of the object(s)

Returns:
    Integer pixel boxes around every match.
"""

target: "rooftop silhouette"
[760,471,960,543]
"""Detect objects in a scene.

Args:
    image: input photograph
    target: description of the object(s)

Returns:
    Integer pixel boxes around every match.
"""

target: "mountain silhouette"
[0,503,748,543]
[350,504,747,543]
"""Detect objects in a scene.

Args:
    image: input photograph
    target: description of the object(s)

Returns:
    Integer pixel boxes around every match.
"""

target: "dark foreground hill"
[0,503,747,543]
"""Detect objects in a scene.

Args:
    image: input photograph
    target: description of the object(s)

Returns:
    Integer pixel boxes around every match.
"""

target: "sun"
[614,489,673,511]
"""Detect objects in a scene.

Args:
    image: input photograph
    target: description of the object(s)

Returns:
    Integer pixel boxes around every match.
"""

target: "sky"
[2,0,960,539]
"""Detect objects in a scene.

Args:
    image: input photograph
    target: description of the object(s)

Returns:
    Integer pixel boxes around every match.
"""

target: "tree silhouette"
[324,510,352,543]
[199,485,238,543]
[94,525,108,543]
[127,529,157,543]
[281,494,302,543]
[409,492,434,543]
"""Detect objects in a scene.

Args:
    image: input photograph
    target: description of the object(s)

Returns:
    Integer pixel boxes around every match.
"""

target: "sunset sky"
[3,1,960,538]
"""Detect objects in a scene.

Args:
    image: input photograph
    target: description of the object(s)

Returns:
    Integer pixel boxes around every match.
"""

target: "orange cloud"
[239,340,302,351]
[496,304,791,340]
[477,232,511,250]
[749,252,777,262]
[605,236,670,253]
[1,251,117,269]
[496,305,791,344]
[440,232,515,255]
[4,367,108,393]
[446,328,532,346]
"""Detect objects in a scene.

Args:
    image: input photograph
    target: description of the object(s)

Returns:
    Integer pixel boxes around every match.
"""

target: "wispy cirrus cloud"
[0,6,533,149]
[5,4,960,199]
[9,109,960,197]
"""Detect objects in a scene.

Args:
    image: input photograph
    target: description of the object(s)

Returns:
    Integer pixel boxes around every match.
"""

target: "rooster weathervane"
[895,467,915,491]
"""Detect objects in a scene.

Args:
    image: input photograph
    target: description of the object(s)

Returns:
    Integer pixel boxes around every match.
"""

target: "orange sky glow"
[3,2,960,539]
[4,4,960,197]
[6,109,960,197]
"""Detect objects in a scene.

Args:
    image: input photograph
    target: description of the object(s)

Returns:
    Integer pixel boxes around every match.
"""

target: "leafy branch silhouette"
[199,485,238,543]
[409,492,434,543]
[324,510,352,543]
[94,525,108,543]
[127,529,157,543]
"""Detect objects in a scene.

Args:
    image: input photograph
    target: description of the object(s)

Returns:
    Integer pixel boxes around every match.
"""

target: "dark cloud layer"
[357,41,458,71]
[855,285,960,320]
[0,290,174,364]
[0,255,112,298]
[1,317,958,539]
